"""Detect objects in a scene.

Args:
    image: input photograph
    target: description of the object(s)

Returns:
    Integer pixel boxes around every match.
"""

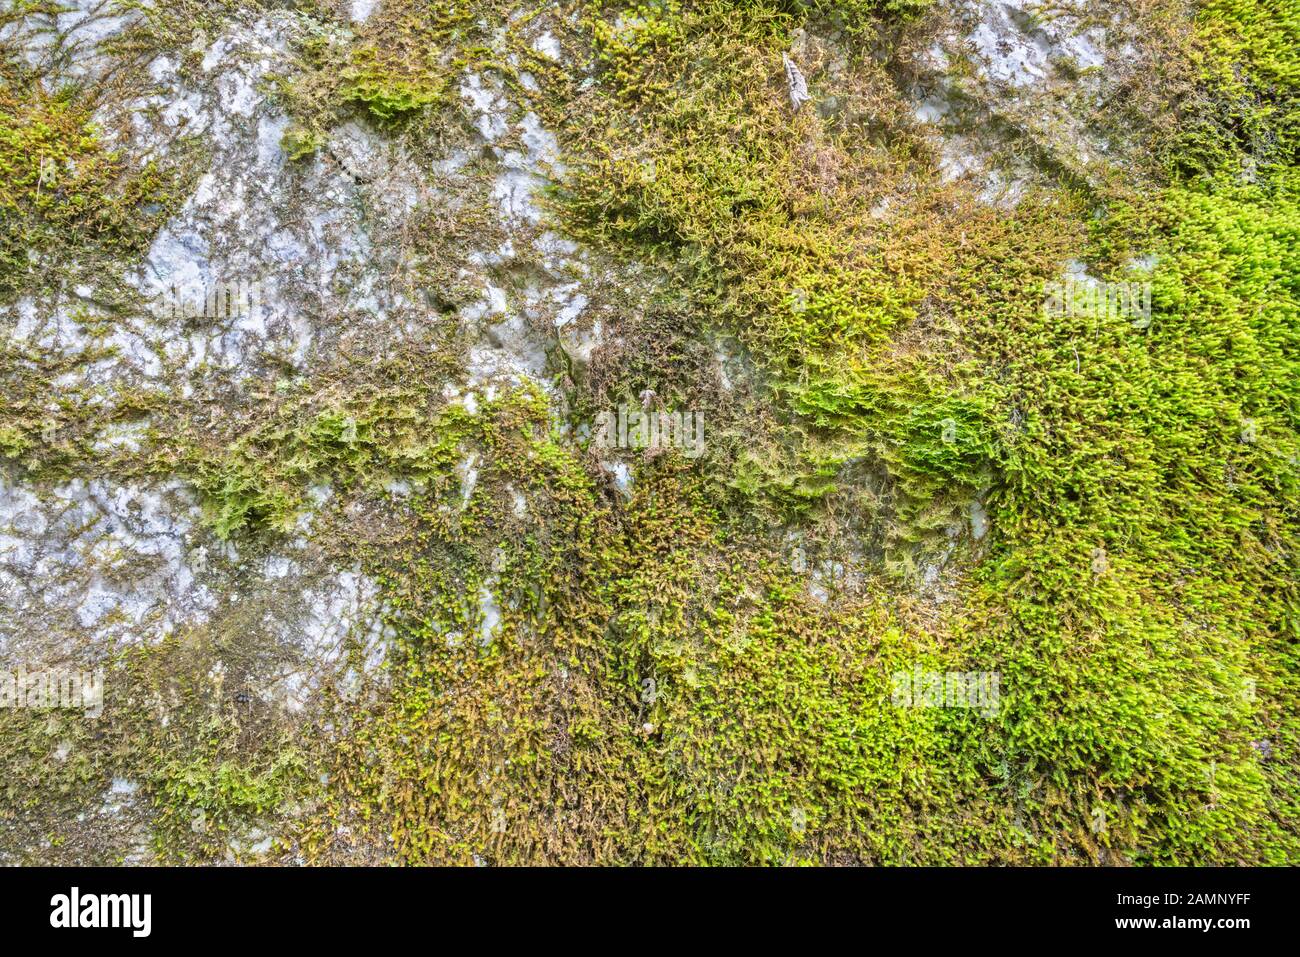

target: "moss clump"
[524,0,1300,863]
[173,352,470,539]
[935,169,1299,862]
[339,51,447,125]
[272,0,480,149]
[1164,0,1300,181]
[281,124,327,161]
[150,723,307,861]
[0,72,175,299]
[0,635,315,865]
[561,2,992,544]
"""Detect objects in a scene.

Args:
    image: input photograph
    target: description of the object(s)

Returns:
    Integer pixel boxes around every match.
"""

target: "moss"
[2,0,1296,867]
[162,350,471,539]
[278,0,1298,864]
[0,634,317,865]
[559,2,985,540]
[1163,0,1300,182]
[281,124,327,161]
[149,723,307,862]
[536,0,1300,863]
[0,74,177,300]
[339,51,447,125]
[924,163,1299,863]
[271,0,482,146]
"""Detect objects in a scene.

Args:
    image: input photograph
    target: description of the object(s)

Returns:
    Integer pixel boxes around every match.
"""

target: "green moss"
[272,0,480,142]
[281,124,327,161]
[1166,0,1300,181]
[531,0,1300,863]
[177,355,478,539]
[150,725,307,861]
[339,52,446,125]
[560,2,984,542]
[0,76,175,299]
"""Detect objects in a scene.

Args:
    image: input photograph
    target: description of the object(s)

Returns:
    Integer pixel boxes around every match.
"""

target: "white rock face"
[0,474,389,707]
[461,72,513,143]
[906,0,1144,206]
[0,3,627,713]
[271,569,389,711]
[605,461,634,498]
[970,500,989,541]
[0,0,140,80]
[531,31,562,61]
[0,479,216,657]
[477,583,502,646]
[0,16,400,707]
[350,0,380,24]
[963,0,1107,90]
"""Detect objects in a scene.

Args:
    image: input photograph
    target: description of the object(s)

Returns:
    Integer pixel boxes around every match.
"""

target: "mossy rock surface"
[0,0,1295,865]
